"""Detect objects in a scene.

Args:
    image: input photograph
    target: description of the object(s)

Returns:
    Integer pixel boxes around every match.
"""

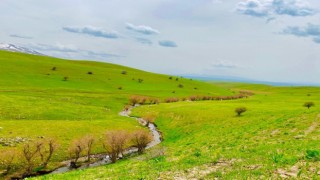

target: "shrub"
[235,107,247,116]
[169,76,173,80]
[143,113,157,126]
[63,76,69,81]
[129,96,140,106]
[22,141,43,174]
[189,96,198,101]
[87,71,93,75]
[165,97,179,103]
[83,135,95,162]
[68,139,85,168]
[131,130,152,154]
[178,84,184,88]
[0,149,18,175]
[306,150,320,161]
[121,71,127,75]
[118,86,122,90]
[51,67,56,71]
[103,131,129,163]
[38,139,58,168]
[304,102,315,109]
[138,79,143,83]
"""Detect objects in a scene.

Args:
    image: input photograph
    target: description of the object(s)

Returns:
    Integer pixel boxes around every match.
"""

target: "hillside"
[40,83,320,179]
[0,51,232,178]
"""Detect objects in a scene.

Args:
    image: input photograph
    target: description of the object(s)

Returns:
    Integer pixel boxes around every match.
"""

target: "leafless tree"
[83,135,95,162]
[0,149,17,174]
[131,130,152,154]
[22,141,42,175]
[68,139,84,168]
[38,139,58,168]
[103,131,129,163]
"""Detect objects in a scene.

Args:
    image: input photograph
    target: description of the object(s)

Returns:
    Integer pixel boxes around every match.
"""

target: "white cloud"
[126,23,159,35]
[236,0,316,18]
[63,26,119,39]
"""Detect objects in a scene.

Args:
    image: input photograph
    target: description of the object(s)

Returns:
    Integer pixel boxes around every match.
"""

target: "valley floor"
[35,84,320,179]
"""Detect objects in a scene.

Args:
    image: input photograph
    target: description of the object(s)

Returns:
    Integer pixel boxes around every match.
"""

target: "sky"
[1,0,320,84]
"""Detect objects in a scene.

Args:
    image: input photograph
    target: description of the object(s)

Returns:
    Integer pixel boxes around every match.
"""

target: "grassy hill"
[1,51,319,179]
[0,51,232,176]
[40,83,320,179]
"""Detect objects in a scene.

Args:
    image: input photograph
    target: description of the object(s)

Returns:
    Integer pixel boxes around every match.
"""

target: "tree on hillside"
[304,102,315,109]
[131,130,152,154]
[38,139,58,168]
[22,141,42,175]
[103,131,129,163]
[235,107,247,116]
[68,139,85,168]
[0,149,18,175]
[83,135,95,162]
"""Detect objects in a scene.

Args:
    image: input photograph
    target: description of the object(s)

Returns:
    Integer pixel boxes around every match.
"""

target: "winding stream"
[49,105,162,175]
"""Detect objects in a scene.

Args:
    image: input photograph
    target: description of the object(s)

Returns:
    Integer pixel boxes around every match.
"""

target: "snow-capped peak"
[0,43,44,56]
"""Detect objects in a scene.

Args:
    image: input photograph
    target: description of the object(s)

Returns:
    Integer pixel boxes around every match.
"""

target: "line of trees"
[0,129,152,178]
[129,92,253,106]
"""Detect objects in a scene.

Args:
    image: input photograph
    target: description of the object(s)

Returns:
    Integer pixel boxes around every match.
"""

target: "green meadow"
[0,51,230,172]
[39,84,320,179]
[1,51,320,179]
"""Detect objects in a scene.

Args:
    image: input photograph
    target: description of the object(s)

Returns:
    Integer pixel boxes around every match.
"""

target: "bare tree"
[22,141,42,175]
[68,139,84,168]
[83,135,95,162]
[103,131,129,163]
[38,139,58,168]
[0,149,17,174]
[131,130,152,154]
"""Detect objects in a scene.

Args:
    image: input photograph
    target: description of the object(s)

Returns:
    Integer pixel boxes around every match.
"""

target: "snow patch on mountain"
[0,43,44,56]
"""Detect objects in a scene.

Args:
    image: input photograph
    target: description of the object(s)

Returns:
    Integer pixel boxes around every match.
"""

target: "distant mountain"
[181,75,320,87]
[0,43,44,56]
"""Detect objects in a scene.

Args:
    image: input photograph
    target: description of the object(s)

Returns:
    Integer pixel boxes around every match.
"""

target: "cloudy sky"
[1,0,320,84]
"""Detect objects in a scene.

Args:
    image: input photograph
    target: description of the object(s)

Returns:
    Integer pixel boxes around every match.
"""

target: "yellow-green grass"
[40,83,320,179]
[0,50,231,170]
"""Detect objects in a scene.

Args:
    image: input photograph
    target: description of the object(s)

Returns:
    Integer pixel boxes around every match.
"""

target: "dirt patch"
[271,129,280,136]
[159,159,236,180]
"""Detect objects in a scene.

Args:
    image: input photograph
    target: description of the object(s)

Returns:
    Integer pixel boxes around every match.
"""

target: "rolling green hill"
[1,51,319,179]
[41,83,320,179]
[0,50,232,177]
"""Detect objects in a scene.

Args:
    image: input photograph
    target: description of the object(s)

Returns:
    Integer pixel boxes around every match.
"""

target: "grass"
[0,51,231,175]
[39,83,320,179]
[1,50,320,179]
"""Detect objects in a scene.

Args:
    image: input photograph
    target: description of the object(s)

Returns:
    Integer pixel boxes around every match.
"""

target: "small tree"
[121,70,127,75]
[304,102,315,109]
[51,67,56,71]
[83,135,95,162]
[22,141,42,175]
[235,107,247,116]
[0,150,18,175]
[138,79,143,83]
[63,76,69,81]
[131,130,152,154]
[143,113,156,126]
[68,139,84,168]
[103,131,129,163]
[38,139,58,168]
